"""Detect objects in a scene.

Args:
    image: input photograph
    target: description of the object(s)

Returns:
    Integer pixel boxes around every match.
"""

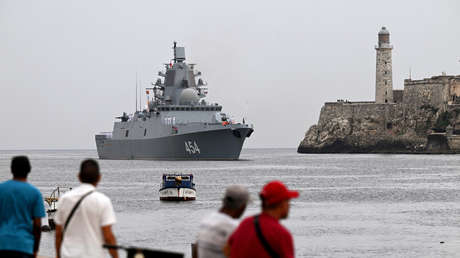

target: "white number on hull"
[164,117,176,125]
[185,141,201,154]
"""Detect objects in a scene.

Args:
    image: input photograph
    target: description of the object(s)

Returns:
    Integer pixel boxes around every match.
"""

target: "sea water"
[1,149,460,257]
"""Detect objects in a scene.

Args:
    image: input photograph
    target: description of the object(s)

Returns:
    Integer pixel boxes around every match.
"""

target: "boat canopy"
[161,174,195,189]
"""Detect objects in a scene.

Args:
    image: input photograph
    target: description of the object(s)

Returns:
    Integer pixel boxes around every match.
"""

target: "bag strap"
[253,215,280,258]
[62,190,94,237]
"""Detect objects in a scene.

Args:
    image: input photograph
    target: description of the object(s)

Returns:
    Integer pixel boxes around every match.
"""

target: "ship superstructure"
[95,43,253,160]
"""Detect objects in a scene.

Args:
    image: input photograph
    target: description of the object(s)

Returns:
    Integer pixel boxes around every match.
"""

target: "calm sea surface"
[1,149,460,257]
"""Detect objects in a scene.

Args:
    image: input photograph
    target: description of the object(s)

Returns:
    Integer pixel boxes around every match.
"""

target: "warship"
[95,42,253,160]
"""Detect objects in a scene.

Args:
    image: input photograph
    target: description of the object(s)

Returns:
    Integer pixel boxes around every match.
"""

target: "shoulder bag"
[62,190,94,239]
[253,215,280,258]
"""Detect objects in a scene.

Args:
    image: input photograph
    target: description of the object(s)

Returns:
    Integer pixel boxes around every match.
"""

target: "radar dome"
[179,88,200,105]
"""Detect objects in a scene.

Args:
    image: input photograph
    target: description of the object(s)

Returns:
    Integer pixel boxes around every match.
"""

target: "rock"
[298,102,445,153]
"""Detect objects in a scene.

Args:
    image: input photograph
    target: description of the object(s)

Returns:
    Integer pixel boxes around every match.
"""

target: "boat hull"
[96,127,253,160]
[159,187,196,201]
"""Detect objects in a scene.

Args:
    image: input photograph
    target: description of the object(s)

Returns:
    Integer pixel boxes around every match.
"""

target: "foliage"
[433,111,452,132]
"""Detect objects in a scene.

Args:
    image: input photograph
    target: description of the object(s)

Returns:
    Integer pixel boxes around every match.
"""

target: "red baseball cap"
[260,181,299,205]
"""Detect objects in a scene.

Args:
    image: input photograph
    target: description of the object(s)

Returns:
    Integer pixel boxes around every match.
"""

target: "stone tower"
[375,26,393,103]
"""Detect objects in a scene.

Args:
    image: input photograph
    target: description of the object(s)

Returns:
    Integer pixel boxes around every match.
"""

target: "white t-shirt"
[196,211,238,258]
[55,183,116,258]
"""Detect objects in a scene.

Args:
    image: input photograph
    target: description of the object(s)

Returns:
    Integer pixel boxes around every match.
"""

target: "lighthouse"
[375,26,393,103]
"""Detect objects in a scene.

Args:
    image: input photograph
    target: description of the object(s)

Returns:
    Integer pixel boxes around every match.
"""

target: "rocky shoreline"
[297,136,456,154]
[297,99,460,154]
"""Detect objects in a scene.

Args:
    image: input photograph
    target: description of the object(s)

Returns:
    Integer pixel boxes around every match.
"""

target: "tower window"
[385,80,387,85]
[144,128,147,136]
[384,71,387,75]
[385,61,387,65]
[125,130,129,137]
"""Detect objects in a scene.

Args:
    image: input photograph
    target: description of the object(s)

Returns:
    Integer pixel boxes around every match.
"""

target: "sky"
[0,0,459,149]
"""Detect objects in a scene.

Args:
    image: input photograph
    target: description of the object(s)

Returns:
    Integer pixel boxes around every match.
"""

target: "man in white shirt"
[55,159,118,258]
[195,185,249,258]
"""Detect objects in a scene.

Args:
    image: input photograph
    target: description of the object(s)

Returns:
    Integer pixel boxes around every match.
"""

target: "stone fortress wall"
[298,26,460,153]
[318,102,398,133]
[403,76,451,111]
[392,90,404,103]
[317,75,459,136]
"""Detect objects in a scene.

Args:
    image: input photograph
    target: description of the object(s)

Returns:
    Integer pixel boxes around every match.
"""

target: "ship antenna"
[173,41,177,63]
[139,78,142,111]
[135,72,138,112]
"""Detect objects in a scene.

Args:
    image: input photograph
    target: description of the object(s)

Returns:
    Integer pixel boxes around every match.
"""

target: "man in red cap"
[224,181,299,258]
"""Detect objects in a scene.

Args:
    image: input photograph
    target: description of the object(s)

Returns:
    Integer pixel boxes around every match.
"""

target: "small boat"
[42,186,72,231]
[159,174,196,201]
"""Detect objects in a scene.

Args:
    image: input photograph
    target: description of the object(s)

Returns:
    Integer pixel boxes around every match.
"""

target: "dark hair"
[260,195,268,209]
[79,159,100,184]
[260,194,281,210]
[223,196,242,210]
[11,156,31,178]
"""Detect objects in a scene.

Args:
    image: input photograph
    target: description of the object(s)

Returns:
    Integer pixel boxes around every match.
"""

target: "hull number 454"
[185,141,200,154]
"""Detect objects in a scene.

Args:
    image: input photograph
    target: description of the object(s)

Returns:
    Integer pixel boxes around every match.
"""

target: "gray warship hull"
[96,127,253,160]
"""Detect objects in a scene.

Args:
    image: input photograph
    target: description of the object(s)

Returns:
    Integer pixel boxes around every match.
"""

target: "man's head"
[260,181,299,219]
[221,185,250,219]
[78,159,101,186]
[11,156,31,179]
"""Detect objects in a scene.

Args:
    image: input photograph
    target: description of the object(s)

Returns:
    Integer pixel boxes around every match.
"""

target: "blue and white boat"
[159,174,196,201]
